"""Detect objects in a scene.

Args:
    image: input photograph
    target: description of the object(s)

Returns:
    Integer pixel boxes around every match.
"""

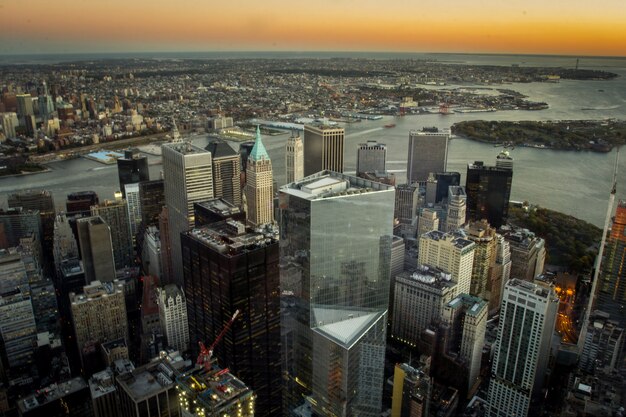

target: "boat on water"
[384,124,396,128]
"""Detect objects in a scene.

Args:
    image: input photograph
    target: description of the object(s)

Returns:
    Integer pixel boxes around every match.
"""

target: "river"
[1,54,625,227]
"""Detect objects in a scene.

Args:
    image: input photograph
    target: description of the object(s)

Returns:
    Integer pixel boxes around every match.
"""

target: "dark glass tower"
[465,161,513,228]
[435,172,461,203]
[116,149,149,197]
[181,220,281,417]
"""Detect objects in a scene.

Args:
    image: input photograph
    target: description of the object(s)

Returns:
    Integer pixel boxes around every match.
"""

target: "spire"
[249,125,270,162]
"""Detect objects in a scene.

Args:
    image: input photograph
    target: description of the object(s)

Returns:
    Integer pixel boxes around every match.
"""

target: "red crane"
[197,309,240,371]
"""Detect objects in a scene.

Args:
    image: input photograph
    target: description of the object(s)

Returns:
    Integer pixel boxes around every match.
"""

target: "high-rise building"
[66,191,99,217]
[116,149,149,198]
[76,216,116,283]
[91,198,133,269]
[38,81,55,120]
[0,289,37,382]
[356,140,387,175]
[391,266,457,347]
[446,186,467,232]
[391,362,431,417]
[579,310,623,373]
[501,227,546,282]
[16,94,35,119]
[595,200,626,331]
[488,234,511,315]
[406,128,449,184]
[162,142,214,286]
[182,220,280,416]
[138,180,165,228]
[193,199,245,227]
[158,207,173,284]
[417,208,439,237]
[395,184,419,222]
[486,279,558,417]
[418,230,475,296]
[495,150,514,170]
[435,172,461,204]
[70,280,128,370]
[441,294,488,394]
[465,220,497,298]
[245,127,273,227]
[280,171,395,417]
[465,161,513,228]
[206,140,242,206]
[53,213,79,276]
[0,208,42,250]
[0,112,19,139]
[285,132,304,183]
[156,284,189,353]
[141,226,162,279]
[124,183,142,241]
[303,124,344,176]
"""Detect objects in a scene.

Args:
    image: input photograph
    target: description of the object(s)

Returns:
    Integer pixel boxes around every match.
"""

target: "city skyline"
[1,0,625,56]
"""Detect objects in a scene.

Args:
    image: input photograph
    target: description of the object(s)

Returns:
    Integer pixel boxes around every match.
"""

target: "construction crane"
[578,148,619,352]
[197,309,240,371]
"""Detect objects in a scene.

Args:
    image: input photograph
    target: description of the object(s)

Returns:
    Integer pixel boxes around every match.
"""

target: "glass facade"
[280,171,395,417]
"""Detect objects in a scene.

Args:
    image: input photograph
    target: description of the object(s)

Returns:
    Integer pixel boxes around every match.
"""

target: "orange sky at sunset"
[1,0,625,56]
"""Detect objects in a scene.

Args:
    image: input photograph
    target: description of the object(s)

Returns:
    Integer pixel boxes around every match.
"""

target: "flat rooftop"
[162,141,210,156]
[280,171,393,201]
[396,265,457,290]
[188,220,277,256]
[19,377,88,412]
[421,230,474,250]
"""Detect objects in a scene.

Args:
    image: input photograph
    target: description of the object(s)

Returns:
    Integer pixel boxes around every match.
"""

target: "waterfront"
[1,55,625,227]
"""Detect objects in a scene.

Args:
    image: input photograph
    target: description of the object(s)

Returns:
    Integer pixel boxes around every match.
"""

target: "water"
[1,53,625,227]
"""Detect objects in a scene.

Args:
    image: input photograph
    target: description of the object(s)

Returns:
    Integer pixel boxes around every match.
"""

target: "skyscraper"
[76,216,116,283]
[156,284,189,353]
[0,112,19,139]
[16,94,34,120]
[446,186,467,232]
[486,279,558,417]
[465,161,513,228]
[417,208,439,237]
[356,140,387,175]
[116,149,149,198]
[162,142,214,286]
[138,179,164,228]
[0,208,42,250]
[66,191,99,217]
[303,124,345,176]
[594,200,626,336]
[245,127,273,227]
[285,132,304,183]
[91,198,133,269]
[124,183,142,240]
[465,219,497,298]
[206,140,242,206]
[435,172,461,204]
[406,128,449,184]
[182,220,280,416]
[418,230,475,296]
[280,171,395,417]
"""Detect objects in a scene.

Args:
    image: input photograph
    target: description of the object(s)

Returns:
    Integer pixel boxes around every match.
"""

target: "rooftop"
[421,230,475,250]
[396,265,457,290]
[89,369,116,400]
[187,220,277,256]
[205,140,238,159]
[18,377,88,412]
[312,308,384,349]
[70,280,124,304]
[446,294,488,317]
[280,171,393,201]
[195,198,242,217]
[162,141,210,156]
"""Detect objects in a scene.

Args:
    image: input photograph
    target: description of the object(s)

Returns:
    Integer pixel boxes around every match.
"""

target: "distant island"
[452,120,626,152]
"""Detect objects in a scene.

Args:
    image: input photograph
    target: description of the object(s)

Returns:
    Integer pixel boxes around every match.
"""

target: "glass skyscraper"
[280,171,395,417]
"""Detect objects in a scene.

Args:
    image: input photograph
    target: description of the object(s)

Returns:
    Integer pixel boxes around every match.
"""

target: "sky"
[1,0,625,56]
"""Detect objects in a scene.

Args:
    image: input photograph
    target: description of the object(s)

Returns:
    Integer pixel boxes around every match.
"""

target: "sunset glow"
[1,0,625,56]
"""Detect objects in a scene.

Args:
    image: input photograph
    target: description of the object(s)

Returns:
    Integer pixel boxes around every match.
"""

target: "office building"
[158,207,173,284]
[193,198,245,227]
[465,161,513,228]
[303,124,344,176]
[446,186,467,232]
[125,183,142,240]
[70,280,128,370]
[206,140,242,206]
[579,311,623,373]
[116,149,149,197]
[465,220,497,298]
[391,362,431,417]
[435,172,461,204]
[138,179,165,228]
[238,141,256,173]
[245,126,273,227]
[0,112,19,139]
[52,213,79,275]
[407,128,449,184]
[280,171,395,416]
[38,81,55,120]
[91,198,133,269]
[488,234,511,314]
[395,184,419,221]
[0,289,37,381]
[417,208,439,237]
[441,294,488,394]
[356,140,387,175]
[66,191,99,216]
[501,226,546,282]
[0,208,42,250]
[8,190,55,266]
[162,142,214,286]
[595,200,626,331]
[76,216,116,283]
[156,284,189,353]
[285,132,304,183]
[418,230,475,296]
[391,266,458,347]
[90,369,119,417]
[141,226,162,278]
[182,220,280,416]
[495,150,513,170]
[16,94,35,119]
[18,377,92,417]
[486,279,558,417]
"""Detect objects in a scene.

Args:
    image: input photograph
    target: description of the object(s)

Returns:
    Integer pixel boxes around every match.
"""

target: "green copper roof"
[249,125,270,161]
